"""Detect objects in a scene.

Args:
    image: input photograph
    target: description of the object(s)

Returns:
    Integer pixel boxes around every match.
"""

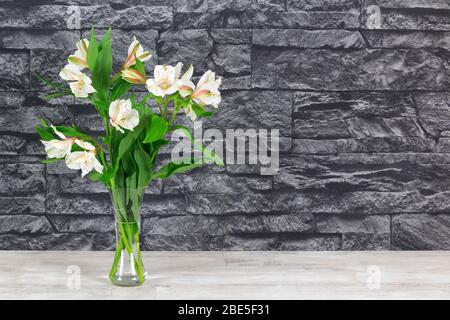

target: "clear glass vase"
[109,187,147,287]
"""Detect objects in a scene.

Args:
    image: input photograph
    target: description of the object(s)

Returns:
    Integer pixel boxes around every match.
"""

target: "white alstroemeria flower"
[109,99,140,133]
[59,64,96,98]
[191,70,221,108]
[121,68,147,84]
[41,125,75,159]
[66,140,103,177]
[68,39,89,70]
[174,63,195,98]
[184,103,197,121]
[122,36,151,70]
[146,65,181,97]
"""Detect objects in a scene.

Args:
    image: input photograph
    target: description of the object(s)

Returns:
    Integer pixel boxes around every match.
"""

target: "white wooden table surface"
[0,251,449,300]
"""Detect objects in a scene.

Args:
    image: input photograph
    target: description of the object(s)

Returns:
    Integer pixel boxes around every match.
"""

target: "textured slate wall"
[1,0,450,250]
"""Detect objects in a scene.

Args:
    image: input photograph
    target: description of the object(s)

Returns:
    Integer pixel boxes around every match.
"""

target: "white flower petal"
[42,139,72,159]
[174,62,183,79]
[60,64,82,81]
[181,64,193,81]
[66,151,86,170]
[75,139,95,151]
[146,79,164,97]
[51,125,66,140]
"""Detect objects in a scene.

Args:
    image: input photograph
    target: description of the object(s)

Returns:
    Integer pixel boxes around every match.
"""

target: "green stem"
[109,240,123,281]
[134,232,145,283]
[162,96,169,119]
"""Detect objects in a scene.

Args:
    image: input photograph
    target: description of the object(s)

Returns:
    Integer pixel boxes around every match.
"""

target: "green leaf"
[42,158,62,164]
[91,28,112,102]
[121,148,137,176]
[114,125,144,170]
[171,125,224,166]
[35,125,54,141]
[134,143,152,188]
[100,167,115,183]
[152,161,201,180]
[143,115,168,144]
[91,98,109,118]
[111,78,132,101]
[89,171,102,182]
[34,74,67,91]
[87,27,99,71]
[134,59,146,75]
[191,103,214,119]
[43,91,72,101]
[53,125,95,144]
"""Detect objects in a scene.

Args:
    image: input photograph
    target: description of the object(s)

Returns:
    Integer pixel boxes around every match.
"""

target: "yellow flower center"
[160,80,171,90]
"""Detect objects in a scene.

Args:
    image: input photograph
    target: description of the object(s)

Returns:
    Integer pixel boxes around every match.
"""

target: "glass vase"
[109,187,147,286]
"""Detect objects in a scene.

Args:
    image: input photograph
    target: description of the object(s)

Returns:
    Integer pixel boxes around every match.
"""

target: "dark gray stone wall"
[1,0,450,250]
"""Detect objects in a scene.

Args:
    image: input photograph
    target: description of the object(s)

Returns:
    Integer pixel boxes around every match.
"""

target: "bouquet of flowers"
[35,28,223,286]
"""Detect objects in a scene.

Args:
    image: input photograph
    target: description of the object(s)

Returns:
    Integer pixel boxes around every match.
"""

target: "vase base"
[110,272,148,287]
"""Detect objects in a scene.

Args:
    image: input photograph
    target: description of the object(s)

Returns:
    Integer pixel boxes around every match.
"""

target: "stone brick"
[176,10,360,29]
[158,29,213,73]
[316,215,391,250]
[47,195,112,215]
[144,233,341,251]
[211,45,251,76]
[316,215,390,233]
[253,29,366,49]
[415,92,450,138]
[187,193,272,215]
[48,173,162,194]
[173,0,208,13]
[370,0,450,9]
[174,0,358,29]
[202,90,292,136]
[48,174,108,194]
[220,75,252,90]
[342,233,390,250]
[0,106,72,134]
[210,29,252,44]
[0,5,69,29]
[292,138,436,154]
[253,49,450,90]
[222,234,341,250]
[143,234,214,250]
[0,30,79,50]
[80,5,172,29]
[0,52,29,90]
[0,215,52,234]
[0,135,27,155]
[74,112,104,132]
[275,154,450,195]
[141,195,187,216]
[0,233,115,250]
[288,0,361,11]
[30,49,71,91]
[61,0,168,5]
[0,92,26,110]
[0,196,45,215]
[0,135,45,155]
[363,31,450,49]
[276,235,342,251]
[292,92,428,144]
[392,214,450,250]
[164,174,271,194]
[362,0,450,30]
[0,164,45,195]
[143,214,313,235]
[49,215,114,233]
